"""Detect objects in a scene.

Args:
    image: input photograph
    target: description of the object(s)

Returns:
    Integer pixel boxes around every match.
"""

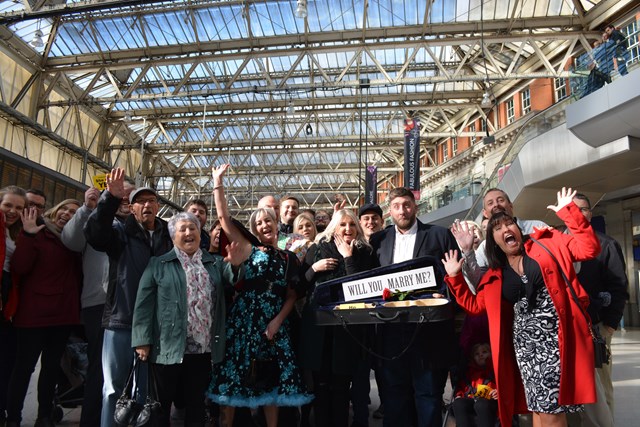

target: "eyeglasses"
[28,202,46,210]
[134,198,158,205]
[315,215,329,220]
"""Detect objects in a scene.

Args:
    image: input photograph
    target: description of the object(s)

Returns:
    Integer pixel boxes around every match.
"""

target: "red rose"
[382,288,391,300]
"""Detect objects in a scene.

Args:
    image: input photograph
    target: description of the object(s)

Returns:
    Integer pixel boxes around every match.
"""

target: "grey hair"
[168,211,201,239]
[249,207,278,236]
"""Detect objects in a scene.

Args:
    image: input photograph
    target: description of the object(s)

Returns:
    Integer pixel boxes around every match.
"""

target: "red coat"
[9,227,82,328]
[446,203,599,427]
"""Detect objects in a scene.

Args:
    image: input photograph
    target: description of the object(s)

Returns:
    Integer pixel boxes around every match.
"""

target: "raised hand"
[441,249,464,277]
[547,187,577,212]
[21,207,45,235]
[84,187,100,210]
[212,164,230,187]
[451,219,476,254]
[106,168,126,199]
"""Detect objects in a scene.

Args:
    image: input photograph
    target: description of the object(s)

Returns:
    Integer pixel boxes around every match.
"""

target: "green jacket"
[132,249,236,365]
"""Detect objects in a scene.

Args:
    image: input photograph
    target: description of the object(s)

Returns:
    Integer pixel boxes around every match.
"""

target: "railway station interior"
[1,0,639,426]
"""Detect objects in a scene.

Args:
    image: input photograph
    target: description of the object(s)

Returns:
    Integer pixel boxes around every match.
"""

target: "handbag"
[114,358,162,427]
[530,237,610,368]
[242,336,280,392]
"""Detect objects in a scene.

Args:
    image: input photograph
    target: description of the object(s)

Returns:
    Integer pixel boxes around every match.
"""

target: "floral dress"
[207,245,313,407]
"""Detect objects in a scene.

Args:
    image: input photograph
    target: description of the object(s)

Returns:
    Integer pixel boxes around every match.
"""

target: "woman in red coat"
[442,188,600,427]
[5,199,82,427]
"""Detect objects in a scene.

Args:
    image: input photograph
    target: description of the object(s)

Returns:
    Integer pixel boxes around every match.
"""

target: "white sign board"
[341,266,437,302]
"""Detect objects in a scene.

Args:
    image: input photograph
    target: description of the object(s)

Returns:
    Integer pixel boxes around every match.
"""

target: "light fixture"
[124,111,132,122]
[287,101,295,115]
[480,91,492,109]
[295,0,308,19]
[30,30,44,48]
[305,123,313,135]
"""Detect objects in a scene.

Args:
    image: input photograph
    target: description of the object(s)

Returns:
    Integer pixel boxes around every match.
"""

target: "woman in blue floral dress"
[207,164,312,427]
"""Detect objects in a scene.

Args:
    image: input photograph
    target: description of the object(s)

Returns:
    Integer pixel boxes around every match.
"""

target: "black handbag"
[530,237,610,368]
[242,336,280,392]
[114,358,162,427]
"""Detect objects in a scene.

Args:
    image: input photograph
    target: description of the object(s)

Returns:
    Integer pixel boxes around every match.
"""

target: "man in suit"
[369,187,459,427]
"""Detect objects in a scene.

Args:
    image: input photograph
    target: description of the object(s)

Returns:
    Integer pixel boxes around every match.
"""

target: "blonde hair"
[44,199,81,222]
[293,212,317,241]
[249,207,277,237]
[315,209,370,250]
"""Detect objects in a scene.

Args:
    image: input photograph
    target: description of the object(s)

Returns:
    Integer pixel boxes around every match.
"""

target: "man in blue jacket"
[85,168,172,427]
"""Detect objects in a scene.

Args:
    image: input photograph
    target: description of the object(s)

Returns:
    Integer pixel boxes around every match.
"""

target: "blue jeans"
[381,362,448,427]
[100,328,147,427]
[616,48,629,76]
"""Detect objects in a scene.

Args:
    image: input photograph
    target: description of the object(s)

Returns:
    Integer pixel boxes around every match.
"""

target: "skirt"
[512,285,582,414]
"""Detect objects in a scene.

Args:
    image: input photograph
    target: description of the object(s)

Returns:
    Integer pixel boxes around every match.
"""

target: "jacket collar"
[158,246,217,264]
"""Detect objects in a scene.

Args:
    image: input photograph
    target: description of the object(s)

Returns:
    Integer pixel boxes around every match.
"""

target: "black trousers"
[79,304,105,427]
[153,353,212,427]
[0,273,17,418]
[452,397,498,427]
[6,325,72,422]
[312,369,351,427]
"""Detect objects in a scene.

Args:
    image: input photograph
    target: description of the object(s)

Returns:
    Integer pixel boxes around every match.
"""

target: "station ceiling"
[0,0,633,219]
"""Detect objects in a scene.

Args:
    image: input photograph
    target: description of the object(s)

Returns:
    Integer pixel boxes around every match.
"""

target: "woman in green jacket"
[132,212,244,427]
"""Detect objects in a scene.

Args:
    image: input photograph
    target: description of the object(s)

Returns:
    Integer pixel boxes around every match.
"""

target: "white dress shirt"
[393,220,419,264]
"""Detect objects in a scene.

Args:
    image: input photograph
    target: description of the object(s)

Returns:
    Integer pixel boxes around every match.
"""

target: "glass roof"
[0,0,614,219]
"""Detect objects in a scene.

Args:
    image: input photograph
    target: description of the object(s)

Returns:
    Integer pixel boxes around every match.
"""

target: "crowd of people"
[582,24,631,98]
[0,165,629,427]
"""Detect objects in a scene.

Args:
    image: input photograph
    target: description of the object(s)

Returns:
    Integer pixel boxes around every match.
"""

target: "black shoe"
[33,418,54,427]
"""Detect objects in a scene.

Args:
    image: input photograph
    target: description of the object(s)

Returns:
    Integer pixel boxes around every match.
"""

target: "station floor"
[18,328,640,426]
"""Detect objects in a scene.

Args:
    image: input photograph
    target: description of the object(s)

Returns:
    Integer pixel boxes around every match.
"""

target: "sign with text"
[365,166,377,204]
[403,118,420,199]
[341,265,436,302]
[92,174,108,190]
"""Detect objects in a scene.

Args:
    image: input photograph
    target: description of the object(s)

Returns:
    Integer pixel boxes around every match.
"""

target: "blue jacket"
[132,249,235,364]
[84,191,173,329]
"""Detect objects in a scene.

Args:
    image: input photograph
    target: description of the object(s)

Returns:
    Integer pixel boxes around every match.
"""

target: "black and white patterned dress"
[503,254,582,414]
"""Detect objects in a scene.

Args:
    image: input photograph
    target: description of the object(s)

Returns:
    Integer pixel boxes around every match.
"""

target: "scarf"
[44,218,62,239]
[175,247,212,353]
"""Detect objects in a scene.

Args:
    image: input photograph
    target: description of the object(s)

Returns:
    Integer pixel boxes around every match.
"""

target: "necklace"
[508,255,528,284]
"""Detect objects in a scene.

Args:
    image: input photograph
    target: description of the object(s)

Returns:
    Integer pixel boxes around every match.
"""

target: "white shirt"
[393,220,418,264]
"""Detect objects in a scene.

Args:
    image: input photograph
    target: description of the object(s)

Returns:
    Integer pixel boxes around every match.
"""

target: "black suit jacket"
[370,220,460,368]
[577,231,629,329]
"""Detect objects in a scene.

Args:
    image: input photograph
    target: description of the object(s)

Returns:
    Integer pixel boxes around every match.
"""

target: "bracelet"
[213,184,223,190]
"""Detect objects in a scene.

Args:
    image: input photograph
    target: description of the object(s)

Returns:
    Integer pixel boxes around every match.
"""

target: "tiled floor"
[18,328,640,426]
